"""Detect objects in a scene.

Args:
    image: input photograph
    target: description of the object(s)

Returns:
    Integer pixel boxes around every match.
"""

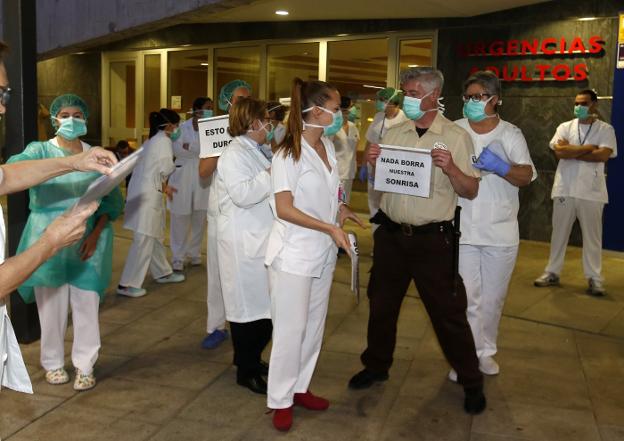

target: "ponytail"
[277,78,337,162]
[148,108,181,139]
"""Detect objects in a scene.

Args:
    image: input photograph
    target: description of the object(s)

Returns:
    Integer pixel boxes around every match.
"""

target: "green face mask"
[375,100,386,112]
[574,105,590,120]
[170,127,182,141]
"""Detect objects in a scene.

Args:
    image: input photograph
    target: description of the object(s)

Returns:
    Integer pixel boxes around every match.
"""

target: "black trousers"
[361,223,483,389]
[230,319,272,378]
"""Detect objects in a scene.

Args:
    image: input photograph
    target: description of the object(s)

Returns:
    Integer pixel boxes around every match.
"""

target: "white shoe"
[156,272,185,284]
[587,278,605,296]
[534,272,559,287]
[448,369,458,383]
[479,356,500,375]
[172,260,184,272]
[117,286,147,298]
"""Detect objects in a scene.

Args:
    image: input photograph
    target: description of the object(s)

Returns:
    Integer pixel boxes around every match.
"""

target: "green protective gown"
[7,140,124,303]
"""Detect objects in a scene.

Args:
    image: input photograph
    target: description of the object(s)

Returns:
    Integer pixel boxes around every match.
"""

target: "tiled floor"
[1,213,624,441]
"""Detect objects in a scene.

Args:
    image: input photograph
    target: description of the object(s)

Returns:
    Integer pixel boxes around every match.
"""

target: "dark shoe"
[259,360,269,376]
[237,374,267,395]
[294,390,329,410]
[272,407,293,432]
[464,386,486,415]
[348,369,389,390]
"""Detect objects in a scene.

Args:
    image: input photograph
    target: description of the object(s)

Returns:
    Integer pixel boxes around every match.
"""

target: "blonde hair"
[278,78,337,161]
[228,97,267,137]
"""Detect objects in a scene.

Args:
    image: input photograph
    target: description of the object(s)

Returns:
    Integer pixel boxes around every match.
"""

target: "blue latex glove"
[472,147,511,177]
[358,164,368,182]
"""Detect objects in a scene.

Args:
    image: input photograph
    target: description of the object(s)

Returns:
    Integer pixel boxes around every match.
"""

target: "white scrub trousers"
[267,259,335,409]
[206,216,226,334]
[459,244,518,359]
[170,210,207,263]
[119,232,173,288]
[545,196,604,281]
[34,285,100,374]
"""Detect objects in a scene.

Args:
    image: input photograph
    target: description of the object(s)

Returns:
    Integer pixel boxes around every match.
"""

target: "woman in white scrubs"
[265,78,363,432]
[332,96,360,204]
[199,80,253,350]
[168,97,212,271]
[214,97,274,394]
[117,109,186,297]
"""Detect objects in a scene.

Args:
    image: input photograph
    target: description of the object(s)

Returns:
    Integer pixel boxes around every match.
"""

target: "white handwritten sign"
[374,144,433,198]
[199,115,232,158]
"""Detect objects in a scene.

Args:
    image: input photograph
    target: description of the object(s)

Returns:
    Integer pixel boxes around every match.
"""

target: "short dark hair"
[192,97,212,111]
[578,89,597,102]
[0,40,9,63]
[340,96,352,109]
[267,101,286,121]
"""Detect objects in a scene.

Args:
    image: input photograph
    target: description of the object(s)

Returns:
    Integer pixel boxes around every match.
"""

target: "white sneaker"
[587,278,605,296]
[534,272,560,287]
[172,260,184,272]
[448,369,458,383]
[479,356,500,375]
[117,286,147,298]
[156,272,185,284]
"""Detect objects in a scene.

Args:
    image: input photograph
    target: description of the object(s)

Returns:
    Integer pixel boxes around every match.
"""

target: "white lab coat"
[332,121,359,181]
[214,136,273,323]
[168,119,210,214]
[124,131,176,239]
[0,179,33,393]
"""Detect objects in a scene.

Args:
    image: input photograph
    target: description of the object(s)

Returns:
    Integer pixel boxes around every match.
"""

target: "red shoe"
[273,407,293,431]
[294,390,330,410]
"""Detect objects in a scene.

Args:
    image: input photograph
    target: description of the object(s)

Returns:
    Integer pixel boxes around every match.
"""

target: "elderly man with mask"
[348,67,486,414]
[0,40,118,393]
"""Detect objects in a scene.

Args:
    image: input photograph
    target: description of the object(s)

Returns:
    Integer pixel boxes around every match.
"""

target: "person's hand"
[71,147,118,175]
[79,231,100,261]
[358,164,368,182]
[182,143,190,151]
[556,138,569,147]
[431,148,457,175]
[367,144,381,166]
[472,147,511,177]
[43,201,99,253]
[338,204,366,228]
[164,185,178,201]
[329,225,352,257]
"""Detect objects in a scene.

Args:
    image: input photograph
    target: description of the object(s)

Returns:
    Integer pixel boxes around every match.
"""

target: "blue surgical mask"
[169,127,181,142]
[402,91,433,121]
[248,120,275,143]
[375,100,386,112]
[463,96,495,122]
[574,105,590,120]
[55,117,87,140]
[348,106,358,122]
[201,109,213,118]
[302,106,343,136]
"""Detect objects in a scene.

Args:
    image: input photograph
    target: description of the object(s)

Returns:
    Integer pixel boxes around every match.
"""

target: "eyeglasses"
[462,93,491,103]
[0,86,11,106]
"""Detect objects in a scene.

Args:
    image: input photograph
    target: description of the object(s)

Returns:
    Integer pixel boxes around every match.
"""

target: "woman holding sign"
[117,109,186,298]
[265,78,363,432]
[199,80,252,350]
[7,93,124,391]
[213,97,274,394]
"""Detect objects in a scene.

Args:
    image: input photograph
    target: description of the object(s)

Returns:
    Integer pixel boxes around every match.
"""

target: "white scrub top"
[0,167,34,394]
[265,136,340,278]
[214,136,273,322]
[365,109,409,144]
[168,119,210,214]
[549,118,617,204]
[332,121,359,180]
[456,118,537,247]
[274,122,286,146]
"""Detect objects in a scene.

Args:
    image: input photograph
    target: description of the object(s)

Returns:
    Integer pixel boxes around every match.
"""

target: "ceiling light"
[577,17,597,21]
[408,64,419,67]
[200,63,209,66]
[275,10,289,16]
[180,44,192,47]
[336,33,349,37]
[363,85,384,89]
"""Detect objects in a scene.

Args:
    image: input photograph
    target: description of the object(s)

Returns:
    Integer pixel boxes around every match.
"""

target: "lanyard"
[577,121,593,146]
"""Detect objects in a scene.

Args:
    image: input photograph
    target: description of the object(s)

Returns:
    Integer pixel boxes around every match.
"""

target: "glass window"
[267,43,319,101]
[144,54,161,128]
[168,49,210,119]
[327,38,388,153]
[398,39,434,75]
[214,46,260,113]
[108,60,136,146]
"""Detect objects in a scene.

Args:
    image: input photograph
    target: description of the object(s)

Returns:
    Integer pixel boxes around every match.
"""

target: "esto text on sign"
[374,145,433,198]
[199,115,232,158]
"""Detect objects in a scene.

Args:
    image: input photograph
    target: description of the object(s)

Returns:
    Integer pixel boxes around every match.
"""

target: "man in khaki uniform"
[348,67,486,414]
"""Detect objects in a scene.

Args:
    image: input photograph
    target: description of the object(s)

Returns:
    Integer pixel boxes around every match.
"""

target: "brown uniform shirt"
[379,112,479,226]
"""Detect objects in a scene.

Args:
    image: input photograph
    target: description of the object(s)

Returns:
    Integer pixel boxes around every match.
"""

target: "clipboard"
[347,232,360,303]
